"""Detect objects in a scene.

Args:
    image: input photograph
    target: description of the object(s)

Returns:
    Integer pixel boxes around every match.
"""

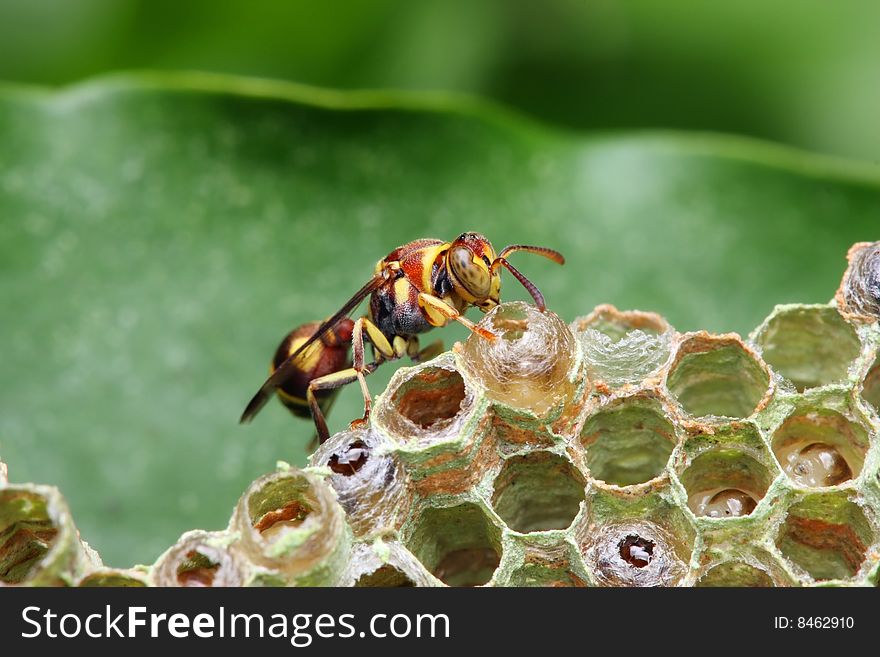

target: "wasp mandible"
[240,232,564,443]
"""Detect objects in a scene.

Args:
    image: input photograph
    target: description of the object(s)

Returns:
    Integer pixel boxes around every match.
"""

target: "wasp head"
[447,232,501,312]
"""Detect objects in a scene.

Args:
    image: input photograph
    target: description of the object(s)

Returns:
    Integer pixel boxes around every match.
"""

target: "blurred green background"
[1,0,878,162]
[1,1,879,569]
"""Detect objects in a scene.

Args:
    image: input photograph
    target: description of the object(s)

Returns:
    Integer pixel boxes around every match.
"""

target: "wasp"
[270,318,355,422]
[241,232,564,443]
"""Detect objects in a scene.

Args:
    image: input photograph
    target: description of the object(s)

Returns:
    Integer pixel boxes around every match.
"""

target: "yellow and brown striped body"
[272,319,354,418]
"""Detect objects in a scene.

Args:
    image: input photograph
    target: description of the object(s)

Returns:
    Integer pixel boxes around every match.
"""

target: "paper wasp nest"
[3,243,880,587]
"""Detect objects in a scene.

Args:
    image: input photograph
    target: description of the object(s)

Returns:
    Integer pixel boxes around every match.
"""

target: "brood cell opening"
[754,306,860,391]
[152,532,242,587]
[772,409,867,488]
[580,398,676,486]
[460,301,576,415]
[679,447,772,518]
[176,549,221,587]
[0,489,60,584]
[667,335,769,418]
[327,440,370,476]
[354,565,416,587]
[381,365,470,437]
[775,495,872,582]
[247,476,315,540]
[491,452,585,532]
[573,305,673,388]
[405,503,501,586]
[584,520,690,587]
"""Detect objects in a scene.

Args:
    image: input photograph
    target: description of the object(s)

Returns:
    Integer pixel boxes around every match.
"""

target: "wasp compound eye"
[449,245,491,298]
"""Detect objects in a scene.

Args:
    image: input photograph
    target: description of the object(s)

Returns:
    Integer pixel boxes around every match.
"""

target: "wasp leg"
[351,316,395,428]
[307,363,379,444]
[408,337,444,363]
[418,293,496,340]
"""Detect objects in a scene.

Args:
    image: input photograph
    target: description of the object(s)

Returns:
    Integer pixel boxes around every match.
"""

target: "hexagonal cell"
[695,561,775,587]
[0,488,61,584]
[374,355,478,445]
[354,566,416,587]
[152,531,243,587]
[310,429,411,537]
[862,352,880,413]
[231,469,348,585]
[572,304,674,388]
[459,301,578,416]
[754,306,861,391]
[775,494,874,582]
[507,560,587,587]
[491,452,586,533]
[580,493,696,587]
[772,409,869,488]
[339,542,435,587]
[677,431,774,519]
[404,503,502,586]
[78,569,148,587]
[579,396,677,487]
[667,334,770,419]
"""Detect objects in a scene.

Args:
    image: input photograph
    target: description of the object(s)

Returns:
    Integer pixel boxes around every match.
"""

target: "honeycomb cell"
[579,396,677,487]
[836,241,880,319]
[0,485,81,586]
[355,566,415,587]
[374,356,477,444]
[231,469,349,585]
[584,522,688,587]
[862,352,880,413]
[580,493,695,587]
[78,569,148,587]
[339,542,435,587]
[0,488,61,584]
[695,561,775,587]
[310,429,411,536]
[771,409,868,488]
[775,494,874,582]
[573,304,673,388]
[404,503,501,586]
[677,431,774,519]
[490,452,586,533]
[753,306,861,391]
[152,531,243,587]
[666,334,770,419]
[459,301,577,416]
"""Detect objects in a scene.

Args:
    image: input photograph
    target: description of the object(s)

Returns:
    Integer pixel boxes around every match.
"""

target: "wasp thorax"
[460,301,576,415]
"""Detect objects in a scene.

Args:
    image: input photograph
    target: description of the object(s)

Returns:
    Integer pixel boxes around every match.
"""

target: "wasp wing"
[239,272,386,424]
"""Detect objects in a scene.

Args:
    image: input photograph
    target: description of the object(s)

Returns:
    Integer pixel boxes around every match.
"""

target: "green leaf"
[1,72,878,567]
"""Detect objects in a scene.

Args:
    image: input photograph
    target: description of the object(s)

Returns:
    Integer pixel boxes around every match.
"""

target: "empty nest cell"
[490,452,586,532]
[666,334,770,419]
[754,306,861,391]
[580,397,677,486]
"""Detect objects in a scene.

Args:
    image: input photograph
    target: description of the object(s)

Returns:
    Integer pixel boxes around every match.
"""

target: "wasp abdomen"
[272,319,354,418]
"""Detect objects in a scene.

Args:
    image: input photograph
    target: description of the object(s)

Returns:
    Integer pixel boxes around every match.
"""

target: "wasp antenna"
[497,244,565,266]
[492,256,547,311]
